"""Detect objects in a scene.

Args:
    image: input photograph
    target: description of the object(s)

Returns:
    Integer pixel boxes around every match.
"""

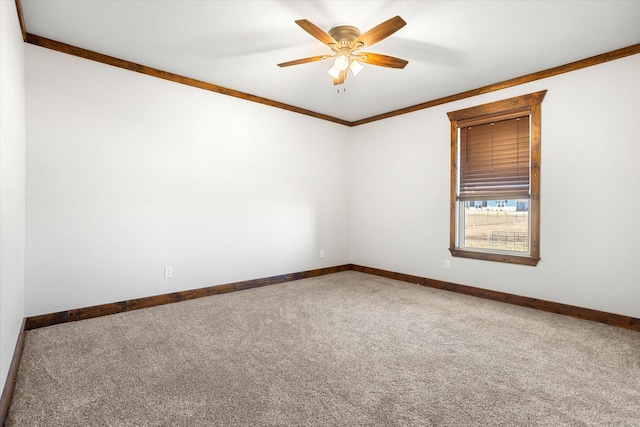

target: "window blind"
[458,114,530,201]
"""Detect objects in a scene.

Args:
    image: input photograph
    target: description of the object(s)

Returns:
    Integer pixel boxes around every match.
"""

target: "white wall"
[25,45,350,316]
[23,34,640,320]
[0,0,26,395]
[351,54,640,318]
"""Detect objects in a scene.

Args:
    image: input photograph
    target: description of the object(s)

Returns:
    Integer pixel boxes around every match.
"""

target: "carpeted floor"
[6,271,640,426]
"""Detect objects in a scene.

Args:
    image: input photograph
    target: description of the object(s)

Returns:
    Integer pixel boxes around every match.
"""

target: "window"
[447,91,546,266]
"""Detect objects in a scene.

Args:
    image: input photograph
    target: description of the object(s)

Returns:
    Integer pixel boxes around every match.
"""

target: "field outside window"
[460,200,529,253]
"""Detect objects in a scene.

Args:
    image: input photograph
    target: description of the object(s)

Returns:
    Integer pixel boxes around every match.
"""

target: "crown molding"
[14,0,26,42]
[351,43,640,126]
[13,0,640,127]
[25,33,353,127]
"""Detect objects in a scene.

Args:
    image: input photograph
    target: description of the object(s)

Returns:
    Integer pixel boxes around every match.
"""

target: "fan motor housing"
[328,25,360,46]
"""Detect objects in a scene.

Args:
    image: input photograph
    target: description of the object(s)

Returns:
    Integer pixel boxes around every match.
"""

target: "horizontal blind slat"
[458,115,530,200]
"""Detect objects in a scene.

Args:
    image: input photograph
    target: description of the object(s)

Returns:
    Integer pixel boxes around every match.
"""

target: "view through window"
[461,199,530,253]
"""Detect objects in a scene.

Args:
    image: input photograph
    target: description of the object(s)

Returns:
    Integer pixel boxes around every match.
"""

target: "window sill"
[449,248,540,266]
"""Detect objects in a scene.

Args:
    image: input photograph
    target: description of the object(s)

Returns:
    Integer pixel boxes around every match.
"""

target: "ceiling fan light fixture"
[349,60,364,76]
[333,54,350,71]
[327,65,341,79]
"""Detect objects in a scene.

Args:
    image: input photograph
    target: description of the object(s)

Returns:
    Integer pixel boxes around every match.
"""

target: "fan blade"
[350,16,406,49]
[278,55,330,67]
[333,69,348,86]
[295,19,339,47]
[357,52,408,69]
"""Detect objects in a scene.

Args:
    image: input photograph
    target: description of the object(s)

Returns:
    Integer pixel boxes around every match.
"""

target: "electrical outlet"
[164,267,173,278]
[444,260,451,270]
[320,249,325,258]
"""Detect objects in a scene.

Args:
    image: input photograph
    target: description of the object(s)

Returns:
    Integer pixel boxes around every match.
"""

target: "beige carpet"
[6,271,640,426]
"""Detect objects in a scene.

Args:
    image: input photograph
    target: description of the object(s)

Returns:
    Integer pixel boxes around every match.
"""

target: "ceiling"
[19,1,640,123]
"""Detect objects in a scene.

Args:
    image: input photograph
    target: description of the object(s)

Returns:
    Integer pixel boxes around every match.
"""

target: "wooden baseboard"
[350,264,640,332]
[25,265,351,330]
[0,318,27,426]
[24,263,640,333]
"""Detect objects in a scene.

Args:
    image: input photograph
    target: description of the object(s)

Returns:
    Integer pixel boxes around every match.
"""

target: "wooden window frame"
[447,91,546,266]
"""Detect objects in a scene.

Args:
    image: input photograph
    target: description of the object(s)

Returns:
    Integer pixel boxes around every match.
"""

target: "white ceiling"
[20,1,640,122]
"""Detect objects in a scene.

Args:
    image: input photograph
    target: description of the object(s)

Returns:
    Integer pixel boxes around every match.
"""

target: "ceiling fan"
[278,16,408,86]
